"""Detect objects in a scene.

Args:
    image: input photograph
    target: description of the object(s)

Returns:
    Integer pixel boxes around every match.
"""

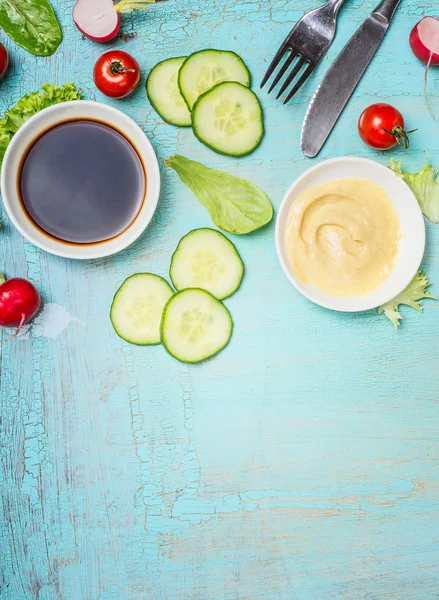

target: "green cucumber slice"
[170,228,244,300]
[161,289,233,363]
[178,49,251,111]
[192,82,264,157]
[146,57,192,127]
[110,274,174,345]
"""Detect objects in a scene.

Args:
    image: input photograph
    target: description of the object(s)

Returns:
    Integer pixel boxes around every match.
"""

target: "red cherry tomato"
[0,43,8,80]
[358,103,415,150]
[93,50,140,99]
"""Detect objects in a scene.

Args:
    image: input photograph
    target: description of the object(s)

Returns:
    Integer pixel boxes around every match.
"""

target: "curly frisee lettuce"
[378,270,436,328]
[0,83,81,173]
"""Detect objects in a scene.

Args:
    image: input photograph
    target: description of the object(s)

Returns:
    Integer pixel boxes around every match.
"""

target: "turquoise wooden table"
[1,1,439,598]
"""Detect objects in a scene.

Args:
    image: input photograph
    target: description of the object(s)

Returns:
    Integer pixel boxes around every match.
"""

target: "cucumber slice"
[192,82,264,157]
[110,274,174,345]
[146,57,192,127]
[178,49,251,111]
[161,289,233,363]
[170,228,244,300]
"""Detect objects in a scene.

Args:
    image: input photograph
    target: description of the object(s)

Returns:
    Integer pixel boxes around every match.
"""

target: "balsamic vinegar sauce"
[19,120,146,244]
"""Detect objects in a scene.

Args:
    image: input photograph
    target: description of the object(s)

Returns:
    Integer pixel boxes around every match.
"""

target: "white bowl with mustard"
[276,157,426,312]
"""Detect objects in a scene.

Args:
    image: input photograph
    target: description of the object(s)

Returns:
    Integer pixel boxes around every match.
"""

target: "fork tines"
[261,46,315,104]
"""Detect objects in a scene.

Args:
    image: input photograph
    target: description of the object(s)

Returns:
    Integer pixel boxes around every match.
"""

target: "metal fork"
[261,0,347,104]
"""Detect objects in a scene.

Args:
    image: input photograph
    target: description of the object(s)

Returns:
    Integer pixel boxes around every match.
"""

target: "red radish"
[0,274,41,342]
[0,43,8,81]
[410,17,439,66]
[409,17,439,124]
[73,0,155,43]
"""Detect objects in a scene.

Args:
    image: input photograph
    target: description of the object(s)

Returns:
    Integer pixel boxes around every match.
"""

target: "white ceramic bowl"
[276,157,426,312]
[1,101,160,259]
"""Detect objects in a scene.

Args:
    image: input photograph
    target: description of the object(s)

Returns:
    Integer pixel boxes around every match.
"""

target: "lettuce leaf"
[0,83,81,173]
[165,154,273,234]
[378,270,436,328]
[389,159,439,223]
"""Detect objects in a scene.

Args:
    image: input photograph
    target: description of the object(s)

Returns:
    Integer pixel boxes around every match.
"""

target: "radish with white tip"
[0,274,41,342]
[409,17,439,124]
[410,16,439,66]
[73,0,156,43]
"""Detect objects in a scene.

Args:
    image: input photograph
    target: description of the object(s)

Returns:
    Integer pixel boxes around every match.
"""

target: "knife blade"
[301,0,401,158]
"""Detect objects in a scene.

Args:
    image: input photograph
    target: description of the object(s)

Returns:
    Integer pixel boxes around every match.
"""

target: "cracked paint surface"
[18,304,79,340]
[1,0,439,598]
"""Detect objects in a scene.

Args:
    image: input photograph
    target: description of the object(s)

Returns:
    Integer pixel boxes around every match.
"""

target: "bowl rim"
[0,100,160,260]
[275,156,426,313]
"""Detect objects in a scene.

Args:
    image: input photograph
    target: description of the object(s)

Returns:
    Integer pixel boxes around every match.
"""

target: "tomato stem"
[109,61,135,75]
[0,273,5,285]
[382,125,417,150]
[0,313,25,343]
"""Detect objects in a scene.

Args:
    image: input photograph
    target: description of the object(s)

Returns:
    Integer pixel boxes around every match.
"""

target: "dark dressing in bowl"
[19,120,146,244]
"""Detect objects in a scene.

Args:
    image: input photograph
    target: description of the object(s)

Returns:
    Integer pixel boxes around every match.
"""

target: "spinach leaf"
[0,0,62,56]
[165,154,273,235]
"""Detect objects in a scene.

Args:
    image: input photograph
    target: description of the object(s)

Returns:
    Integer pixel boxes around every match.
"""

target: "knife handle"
[372,0,401,23]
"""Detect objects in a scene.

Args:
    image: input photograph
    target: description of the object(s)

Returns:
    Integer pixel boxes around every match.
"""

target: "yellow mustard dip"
[285,178,401,297]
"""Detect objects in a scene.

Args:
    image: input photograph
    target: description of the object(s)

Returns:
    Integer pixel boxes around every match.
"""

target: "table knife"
[301,0,401,158]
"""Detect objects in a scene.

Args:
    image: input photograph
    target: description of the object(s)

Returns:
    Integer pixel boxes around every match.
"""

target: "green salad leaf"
[0,0,62,56]
[389,159,439,223]
[0,83,81,173]
[378,270,436,328]
[165,154,273,234]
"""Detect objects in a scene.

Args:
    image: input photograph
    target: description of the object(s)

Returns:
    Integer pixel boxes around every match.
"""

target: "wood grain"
[1,1,439,598]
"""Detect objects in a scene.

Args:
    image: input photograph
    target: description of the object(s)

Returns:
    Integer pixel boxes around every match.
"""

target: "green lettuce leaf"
[0,83,81,173]
[165,154,273,234]
[389,159,439,223]
[378,270,436,328]
[0,0,62,56]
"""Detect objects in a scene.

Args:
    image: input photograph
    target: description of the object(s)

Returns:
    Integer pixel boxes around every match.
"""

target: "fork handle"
[372,0,401,23]
[325,0,347,16]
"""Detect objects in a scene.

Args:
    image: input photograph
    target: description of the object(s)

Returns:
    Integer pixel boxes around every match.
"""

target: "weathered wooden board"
[1,0,439,598]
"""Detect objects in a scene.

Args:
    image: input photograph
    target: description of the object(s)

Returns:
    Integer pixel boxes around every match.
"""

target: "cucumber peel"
[170,228,244,300]
[110,273,174,345]
[161,288,233,363]
[146,57,192,127]
[178,49,251,111]
[192,81,264,156]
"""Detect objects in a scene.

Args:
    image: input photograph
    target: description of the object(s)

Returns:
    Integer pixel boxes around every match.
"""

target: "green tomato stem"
[109,61,135,75]
[382,125,417,150]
